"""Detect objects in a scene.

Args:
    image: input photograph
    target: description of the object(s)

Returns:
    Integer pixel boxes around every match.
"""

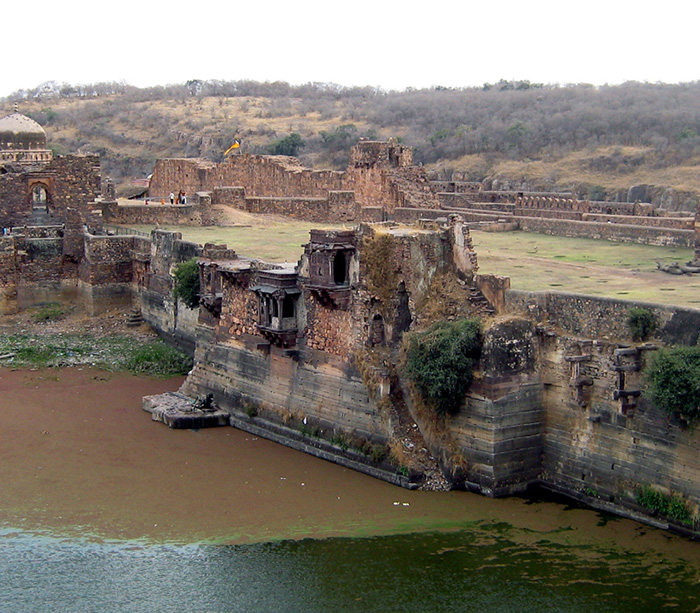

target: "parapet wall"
[148,156,344,201]
[516,216,693,247]
[505,289,700,345]
[101,201,207,226]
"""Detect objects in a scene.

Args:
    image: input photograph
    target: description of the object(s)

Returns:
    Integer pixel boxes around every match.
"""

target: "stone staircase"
[468,285,496,316]
[30,207,51,225]
[125,306,144,327]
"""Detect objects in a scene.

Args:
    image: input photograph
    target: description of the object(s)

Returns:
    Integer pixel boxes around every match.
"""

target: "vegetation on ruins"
[31,302,67,322]
[627,307,657,342]
[404,318,482,415]
[361,233,398,312]
[6,79,700,199]
[645,346,700,424]
[173,258,201,309]
[635,485,694,525]
[0,333,192,377]
[120,342,193,376]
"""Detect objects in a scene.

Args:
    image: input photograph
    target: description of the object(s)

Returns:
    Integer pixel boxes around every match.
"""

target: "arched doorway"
[31,184,48,206]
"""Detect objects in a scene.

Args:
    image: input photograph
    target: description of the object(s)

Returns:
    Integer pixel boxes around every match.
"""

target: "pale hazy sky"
[3,0,698,98]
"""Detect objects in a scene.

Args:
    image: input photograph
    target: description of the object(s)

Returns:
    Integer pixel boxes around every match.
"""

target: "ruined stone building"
[0,110,101,230]
[140,216,700,541]
[102,139,440,226]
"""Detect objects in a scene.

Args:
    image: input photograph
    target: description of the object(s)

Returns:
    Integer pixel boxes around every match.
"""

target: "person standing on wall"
[169,192,175,205]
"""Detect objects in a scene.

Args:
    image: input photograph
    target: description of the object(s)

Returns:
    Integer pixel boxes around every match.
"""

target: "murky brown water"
[1,366,699,565]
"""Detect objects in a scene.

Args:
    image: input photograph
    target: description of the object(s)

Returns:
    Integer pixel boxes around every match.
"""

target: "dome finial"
[13,102,18,113]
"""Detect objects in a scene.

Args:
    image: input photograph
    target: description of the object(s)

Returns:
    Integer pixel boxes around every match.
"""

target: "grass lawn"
[472,230,699,306]
[120,221,341,263]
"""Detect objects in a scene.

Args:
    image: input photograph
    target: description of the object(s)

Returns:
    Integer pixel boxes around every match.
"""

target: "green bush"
[119,341,193,377]
[628,307,657,341]
[173,258,200,309]
[404,318,482,415]
[267,133,305,156]
[635,485,692,524]
[645,346,700,423]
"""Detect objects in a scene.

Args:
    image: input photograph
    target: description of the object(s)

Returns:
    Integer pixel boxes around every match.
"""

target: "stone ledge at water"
[143,391,230,429]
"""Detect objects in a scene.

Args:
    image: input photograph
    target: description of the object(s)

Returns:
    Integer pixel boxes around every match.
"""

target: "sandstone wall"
[182,329,388,444]
[0,155,100,227]
[140,231,202,353]
[496,290,700,528]
[516,217,693,247]
[101,202,205,226]
[148,156,344,200]
[48,155,101,213]
[505,290,700,345]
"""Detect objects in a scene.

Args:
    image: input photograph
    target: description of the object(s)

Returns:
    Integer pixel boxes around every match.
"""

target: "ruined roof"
[0,112,46,136]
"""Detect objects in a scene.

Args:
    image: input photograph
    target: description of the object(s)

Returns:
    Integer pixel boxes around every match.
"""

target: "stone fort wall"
[146,142,440,222]
[148,156,345,201]
[3,215,700,535]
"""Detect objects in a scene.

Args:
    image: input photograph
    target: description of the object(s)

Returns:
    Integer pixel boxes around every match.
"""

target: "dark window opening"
[282,294,295,318]
[32,184,48,206]
[333,251,347,285]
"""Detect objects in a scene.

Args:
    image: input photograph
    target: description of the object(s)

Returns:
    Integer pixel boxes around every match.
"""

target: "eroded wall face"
[505,290,700,512]
[181,330,388,445]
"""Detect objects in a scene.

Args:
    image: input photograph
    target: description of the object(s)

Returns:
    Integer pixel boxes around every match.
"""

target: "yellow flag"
[224,140,240,156]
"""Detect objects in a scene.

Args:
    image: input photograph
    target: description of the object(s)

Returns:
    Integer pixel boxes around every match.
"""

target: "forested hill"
[4,79,700,208]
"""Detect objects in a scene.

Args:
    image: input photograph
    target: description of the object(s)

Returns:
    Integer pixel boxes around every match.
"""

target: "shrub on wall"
[404,318,482,415]
[173,258,200,309]
[361,233,397,312]
[628,307,657,341]
[635,485,693,525]
[645,346,700,423]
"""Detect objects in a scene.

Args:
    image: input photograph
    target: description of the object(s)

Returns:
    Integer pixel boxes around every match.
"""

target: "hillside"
[4,79,700,209]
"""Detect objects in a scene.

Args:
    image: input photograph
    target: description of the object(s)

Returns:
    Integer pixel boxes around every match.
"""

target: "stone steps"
[125,306,144,327]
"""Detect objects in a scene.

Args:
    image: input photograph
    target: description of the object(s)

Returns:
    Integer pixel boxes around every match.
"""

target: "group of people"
[169,190,187,205]
[1,227,11,236]
[144,190,187,206]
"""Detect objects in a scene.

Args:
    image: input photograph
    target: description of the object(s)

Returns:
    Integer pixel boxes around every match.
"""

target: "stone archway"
[31,183,49,207]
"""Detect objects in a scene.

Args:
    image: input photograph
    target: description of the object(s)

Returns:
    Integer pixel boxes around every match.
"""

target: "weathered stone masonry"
[0,155,100,229]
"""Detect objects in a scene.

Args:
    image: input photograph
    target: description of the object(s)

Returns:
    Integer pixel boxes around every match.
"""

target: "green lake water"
[3,514,698,612]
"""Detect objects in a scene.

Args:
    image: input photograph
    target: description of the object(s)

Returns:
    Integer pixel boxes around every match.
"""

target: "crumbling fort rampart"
[3,133,700,536]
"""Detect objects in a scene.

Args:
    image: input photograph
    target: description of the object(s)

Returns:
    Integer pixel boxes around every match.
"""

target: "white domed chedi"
[0,108,52,165]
